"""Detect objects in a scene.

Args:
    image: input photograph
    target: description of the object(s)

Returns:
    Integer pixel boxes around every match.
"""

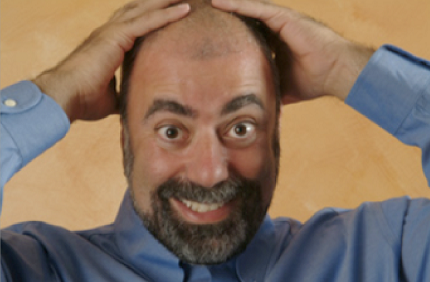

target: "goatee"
[131,176,267,265]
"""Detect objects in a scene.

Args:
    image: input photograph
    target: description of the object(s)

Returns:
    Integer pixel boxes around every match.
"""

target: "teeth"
[180,199,225,213]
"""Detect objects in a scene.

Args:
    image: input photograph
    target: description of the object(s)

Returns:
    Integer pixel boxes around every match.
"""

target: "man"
[1,0,430,281]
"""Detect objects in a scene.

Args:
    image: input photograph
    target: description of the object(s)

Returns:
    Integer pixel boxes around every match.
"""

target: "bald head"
[119,0,281,264]
[144,0,259,59]
[120,0,279,121]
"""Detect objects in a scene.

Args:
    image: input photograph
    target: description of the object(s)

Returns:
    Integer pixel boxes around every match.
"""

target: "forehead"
[133,48,272,109]
[126,19,276,118]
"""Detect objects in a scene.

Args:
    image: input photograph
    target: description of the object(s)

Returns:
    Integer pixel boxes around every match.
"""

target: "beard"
[121,123,279,265]
[130,176,267,265]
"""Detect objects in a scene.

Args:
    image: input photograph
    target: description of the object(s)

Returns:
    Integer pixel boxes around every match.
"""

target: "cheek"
[131,138,183,199]
[229,138,269,179]
[229,136,277,205]
[229,151,263,179]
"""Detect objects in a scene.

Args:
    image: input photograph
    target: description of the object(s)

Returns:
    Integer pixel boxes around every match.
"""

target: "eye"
[157,125,184,141]
[226,122,256,139]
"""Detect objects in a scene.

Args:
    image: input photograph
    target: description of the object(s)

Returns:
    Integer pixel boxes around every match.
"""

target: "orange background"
[1,0,430,230]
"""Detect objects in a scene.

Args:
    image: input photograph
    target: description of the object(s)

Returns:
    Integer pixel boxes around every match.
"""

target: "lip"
[169,197,237,224]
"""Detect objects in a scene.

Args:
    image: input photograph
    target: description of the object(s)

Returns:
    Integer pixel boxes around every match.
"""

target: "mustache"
[157,177,255,204]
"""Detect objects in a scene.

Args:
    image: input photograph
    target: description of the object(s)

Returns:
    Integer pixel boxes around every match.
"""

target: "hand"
[33,0,190,122]
[212,0,374,103]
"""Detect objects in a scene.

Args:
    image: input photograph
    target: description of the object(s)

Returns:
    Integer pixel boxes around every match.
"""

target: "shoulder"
[2,220,116,256]
[270,196,421,253]
[263,197,426,279]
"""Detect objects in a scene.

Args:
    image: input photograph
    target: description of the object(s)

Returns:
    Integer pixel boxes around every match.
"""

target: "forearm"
[325,42,375,101]
[0,81,70,189]
[346,45,430,182]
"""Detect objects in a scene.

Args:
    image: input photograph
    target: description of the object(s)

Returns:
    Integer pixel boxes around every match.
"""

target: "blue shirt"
[1,45,430,281]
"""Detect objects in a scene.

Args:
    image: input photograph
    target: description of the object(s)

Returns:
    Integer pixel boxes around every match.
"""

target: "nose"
[185,132,229,188]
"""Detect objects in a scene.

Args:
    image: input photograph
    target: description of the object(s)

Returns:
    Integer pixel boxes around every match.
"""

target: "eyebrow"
[144,99,196,120]
[144,94,264,121]
[221,94,264,115]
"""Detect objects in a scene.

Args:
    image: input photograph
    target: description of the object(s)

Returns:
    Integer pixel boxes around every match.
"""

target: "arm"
[212,0,430,182]
[33,0,190,123]
[1,82,69,282]
[212,0,375,103]
[347,45,430,183]
[213,1,430,278]
[1,1,191,279]
[0,82,70,192]
[346,48,430,278]
[1,0,190,191]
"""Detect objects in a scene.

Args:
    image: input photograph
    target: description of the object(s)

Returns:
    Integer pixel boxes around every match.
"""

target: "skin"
[30,0,374,261]
[33,0,373,122]
[124,25,278,225]
[211,0,374,103]
[33,0,191,122]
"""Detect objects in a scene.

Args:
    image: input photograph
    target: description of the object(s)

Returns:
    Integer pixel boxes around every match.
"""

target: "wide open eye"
[226,122,256,140]
[157,125,184,141]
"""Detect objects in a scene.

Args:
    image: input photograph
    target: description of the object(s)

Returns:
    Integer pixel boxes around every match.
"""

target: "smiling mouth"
[170,197,237,224]
[179,199,226,213]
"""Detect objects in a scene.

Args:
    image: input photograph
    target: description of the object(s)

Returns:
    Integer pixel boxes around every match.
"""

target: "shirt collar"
[236,215,276,282]
[113,190,184,281]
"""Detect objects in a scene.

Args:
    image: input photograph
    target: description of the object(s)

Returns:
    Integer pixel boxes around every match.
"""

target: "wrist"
[32,70,80,123]
[325,42,375,101]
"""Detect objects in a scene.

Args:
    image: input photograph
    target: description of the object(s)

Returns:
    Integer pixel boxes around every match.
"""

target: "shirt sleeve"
[346,45,430,185]
[345,45,430,280]
[0,81,70,205]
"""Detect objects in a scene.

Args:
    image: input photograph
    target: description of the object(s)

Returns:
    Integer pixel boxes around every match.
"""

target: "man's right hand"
[32,0,190,123]
[212,0,374,104]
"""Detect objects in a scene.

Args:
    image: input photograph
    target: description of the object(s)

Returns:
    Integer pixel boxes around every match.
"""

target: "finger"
[211,0,296,34]
[112,0,188,22]
[141,0,190,12]
[124,3,190,40]
[110,0,142,20]
[102,3,190,53]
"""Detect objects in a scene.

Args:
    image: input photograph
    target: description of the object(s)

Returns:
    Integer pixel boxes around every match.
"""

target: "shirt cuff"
[346,45,430,135]
[0,81,70,167]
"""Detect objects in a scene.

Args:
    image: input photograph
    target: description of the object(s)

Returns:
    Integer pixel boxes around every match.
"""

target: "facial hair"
[122,122,279,265]
[132,176,267,265]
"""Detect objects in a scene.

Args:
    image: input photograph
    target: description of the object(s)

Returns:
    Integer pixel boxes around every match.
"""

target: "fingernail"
[176,3,190,12]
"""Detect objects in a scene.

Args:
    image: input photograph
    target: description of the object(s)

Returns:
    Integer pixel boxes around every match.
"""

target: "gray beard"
[122,125,272,265]
[131,177,266,265]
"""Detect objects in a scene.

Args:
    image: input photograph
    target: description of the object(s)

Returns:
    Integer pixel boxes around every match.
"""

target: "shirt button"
[4,99,17,107]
